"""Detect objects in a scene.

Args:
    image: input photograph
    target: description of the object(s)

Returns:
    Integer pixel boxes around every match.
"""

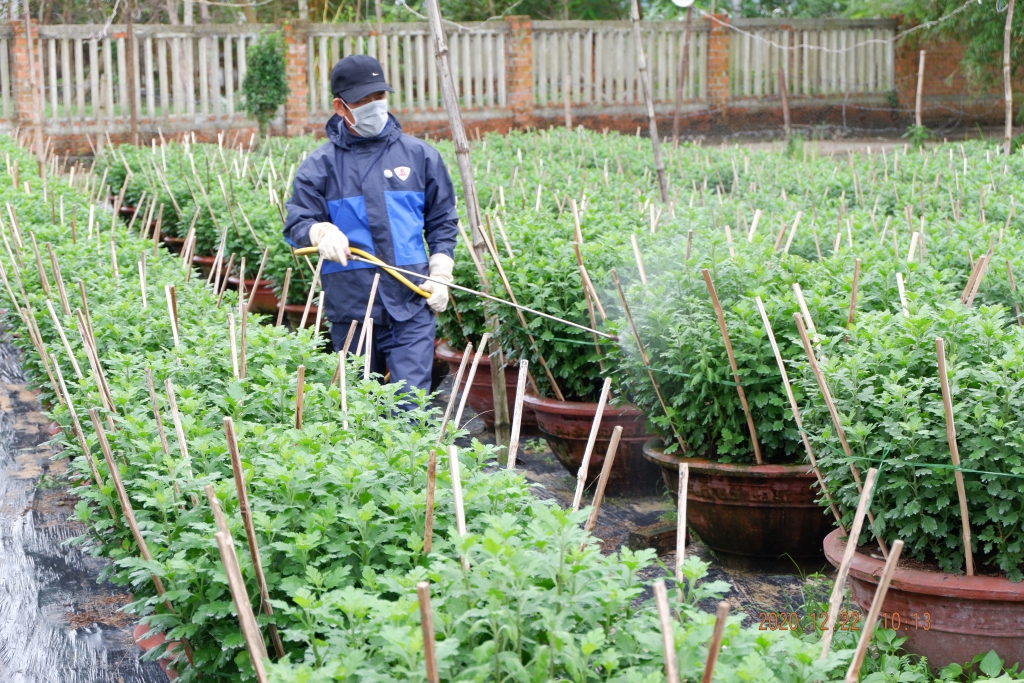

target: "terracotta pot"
[823,528,1024,668]
[283,303,327,333]
[192,255,216,278]
[161,236,185,255]
[524,394,662,493]
[46,421,62,436]
[133,623,180,680]
[226,276,280,314]
[643,439,834,571]
[434,341,538,433]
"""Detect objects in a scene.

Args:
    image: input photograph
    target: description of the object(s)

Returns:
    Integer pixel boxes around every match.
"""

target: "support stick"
[228,311,239,378]
[145,368,171,457]
[213,530,269,683]
[630,234,647,285]
[844,540,905,683]
[363,319,373,381]
[571,377,612,511]
[935,338,974,576]
[221,419,286,659]
[653,580,680,683]
[45,299,82,378]
[1007,261,1023,325]
[452,333,490,433]
[448,445,469,571]
[783,211,802,254]
[416,582,441,683]
[584,425,622,533]
[675,462,689,584]
[915,50,926,128]
[355,273,380,356]
[275,268,291,326]
[437,342,473,442]
[701,602,731,683]
[424,449,437,553]
[847,258,861,328]
[46,242,70,315]
[702,269,762,464]
[294,365,305,430]
[896,272,909,316]
[165,285,179,347]
[298,258,322,330]
[506,360,530,470]
[820,467,879,658]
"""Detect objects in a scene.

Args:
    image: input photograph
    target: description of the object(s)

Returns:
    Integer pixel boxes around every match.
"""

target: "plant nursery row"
[0,127,1019,683]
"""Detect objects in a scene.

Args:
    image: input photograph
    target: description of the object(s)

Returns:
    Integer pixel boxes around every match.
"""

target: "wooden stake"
[45,299,82,378]
[612,269,687,453]
[844,540,905,683]
[584,425,622,533]
[144,368,171,457]
[424,449,437,554]
[164,285,180,347]
[653,580,680,683]
[794,313,888,559]
[363,319,373,381]
[452,333,490,433]
[701,601,731,683]
[448,445,470,571]
[275,267,291,326]
[935,338,975,576]
[221,418,286,659]
[754,297,844,531]
[783,210,802,254]
[355,273,381,356]
[416,582,441,683]
[294,365,305,430]
[216,253,236,308]
[630,234,647,285]
[213,530,269,683]
[915,50,926,128]
[675,462,689,583]
[1007,261,1023,325]
[506,360,530,470]
[299,258,322,330]
[847,258,861,328]
[228,311,239,378]
[702,269,762,464]
[820,467,879,657]
[896,272,909,316]
[52,357,111,515]
[571,377,612,511]
[966,255,990,308]
[437,342,473,442]
[164,379,195,487]
[28,233,50,296]
[747,209,763,241]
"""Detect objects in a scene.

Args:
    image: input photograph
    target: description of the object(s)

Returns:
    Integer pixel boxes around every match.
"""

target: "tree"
[241,32,289,140]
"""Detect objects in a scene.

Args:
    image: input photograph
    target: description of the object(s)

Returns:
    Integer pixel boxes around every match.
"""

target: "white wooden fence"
[729,18,896,100]
[306,22,508,116]
[532,20,709,111]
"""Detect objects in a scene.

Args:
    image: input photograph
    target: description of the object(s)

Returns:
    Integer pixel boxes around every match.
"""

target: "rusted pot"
[824,528,1024,668]
[161,236,185,255]
[435,341,537,433]
[226,276,280,314]
[133,623,181,680]
[643,439,833,571]
[192,255,216,278]
[524,394,662,493]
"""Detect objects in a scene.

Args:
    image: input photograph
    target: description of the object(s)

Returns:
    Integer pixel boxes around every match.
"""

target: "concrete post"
[705,13,731,128]
[283,20,310,137]
[504,16,533,130]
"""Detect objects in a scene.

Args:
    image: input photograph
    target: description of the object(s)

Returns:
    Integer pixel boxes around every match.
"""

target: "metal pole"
[423,0,511,451]
[630,0,669,204]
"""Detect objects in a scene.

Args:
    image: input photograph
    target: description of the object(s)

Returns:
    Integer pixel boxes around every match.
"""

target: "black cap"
[331,54,394,103]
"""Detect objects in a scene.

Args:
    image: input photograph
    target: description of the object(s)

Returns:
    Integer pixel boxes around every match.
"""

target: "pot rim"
[225,275,275,288]
[523,391,642,418]
[823,528,1024,601]
[642,437,816,478]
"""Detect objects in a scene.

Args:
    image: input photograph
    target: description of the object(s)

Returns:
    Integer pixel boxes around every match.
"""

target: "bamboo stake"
[754,298,844,531]
[571,377,612,511]
[844,540,905,683]
[701,602,731,683]
[416,582,441,683]
[896,273,909,316]
[612,269,687,453]
[355,273,381,356]
[45,299,82,378]
[228,311,239,378]
[794,313,889,559]
[966,256,990,308]
[583,425,622,533]
[213,529,269,683]
[424,449,437,553]
[164,379,195,486]
[452,333,490,433]
[144,368,171,457]
[75,309,115,412]
[294,365,305,430]
[847,259,861,328]
[221,419,286,659]
[163,284,180,347]
[448,445,470,571]
[747,208,762,241]
[702,269,762,464]
[299,258,322,330]
[331,320,359,386]
[506,360,530,470]
[88,408,173,607]
[630,234,647,285]
[52,356,111,515]
[653,580,680,683]
[29,233,50,296]
[1007,261,1023,325]
[437,342,473,442]
[783,211,802,254]
[363,319,373,381]
[675,462,689,584]
[275,268,292,326]
[935,338,975,576]
[820,467,879,657]
[960,255,985,303]
[314,291,325,338]
[906,231,919,263]
[239,300,249,379]
[216,253,236,308]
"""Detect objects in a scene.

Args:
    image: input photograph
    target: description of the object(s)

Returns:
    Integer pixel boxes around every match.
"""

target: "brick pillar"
[705,13,731,127]
[504,16,533,130]
[11,18,36,126]
[283,20,309,137]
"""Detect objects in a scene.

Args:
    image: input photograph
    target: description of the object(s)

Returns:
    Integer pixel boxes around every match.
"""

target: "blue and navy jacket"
[284,113,459,323]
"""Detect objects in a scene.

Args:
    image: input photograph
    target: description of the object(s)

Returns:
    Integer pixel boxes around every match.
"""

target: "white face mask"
[344,98,389,138]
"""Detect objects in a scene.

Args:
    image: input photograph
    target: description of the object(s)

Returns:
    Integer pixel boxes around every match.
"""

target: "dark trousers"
[330,305,436,394]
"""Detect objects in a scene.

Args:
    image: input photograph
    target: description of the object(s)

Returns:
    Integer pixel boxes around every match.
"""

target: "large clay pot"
[192,255,216,278]
[133,623,181,680]
[435,341,537,433]
[283,303,327,332]
[824,528,1024,669]
[226,276,280,314]
[161,236,185,255]
[524,394,662,493]
[643,439,834,571]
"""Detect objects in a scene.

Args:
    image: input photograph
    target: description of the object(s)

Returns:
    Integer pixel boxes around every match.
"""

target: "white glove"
[420,253,454,313]
[309,222,349,266]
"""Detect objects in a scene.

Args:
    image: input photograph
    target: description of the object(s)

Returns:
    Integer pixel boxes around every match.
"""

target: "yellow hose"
[293,246,430,298]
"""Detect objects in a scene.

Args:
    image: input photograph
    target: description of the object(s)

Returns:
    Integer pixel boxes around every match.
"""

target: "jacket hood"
[326,112,403,149]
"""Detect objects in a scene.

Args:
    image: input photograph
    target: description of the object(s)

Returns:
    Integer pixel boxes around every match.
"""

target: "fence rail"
[0,16,907,141]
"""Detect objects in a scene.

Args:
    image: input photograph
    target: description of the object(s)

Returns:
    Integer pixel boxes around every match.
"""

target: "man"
[284,54,458,393]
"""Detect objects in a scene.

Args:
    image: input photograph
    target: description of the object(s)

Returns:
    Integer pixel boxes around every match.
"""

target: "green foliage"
[242,32,290,139]
[902,125,931,149]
